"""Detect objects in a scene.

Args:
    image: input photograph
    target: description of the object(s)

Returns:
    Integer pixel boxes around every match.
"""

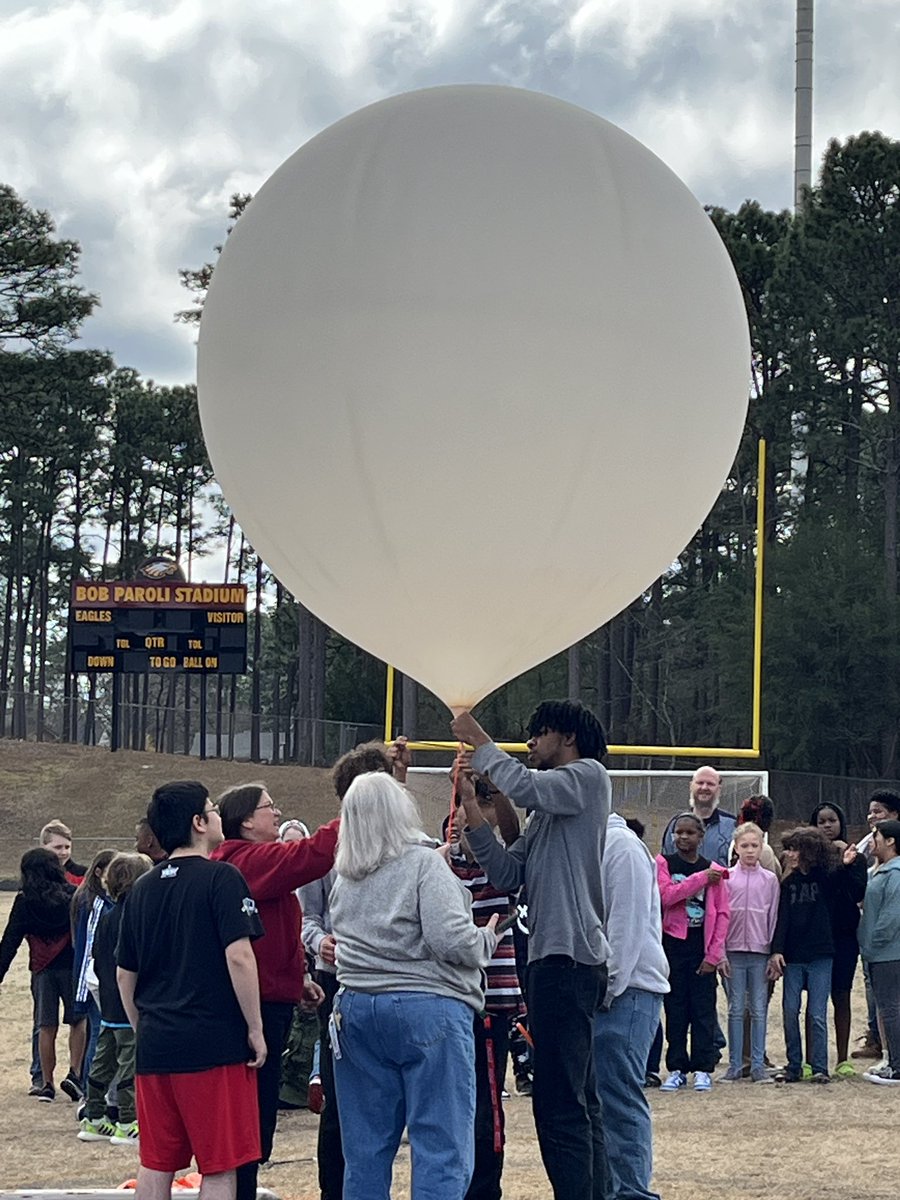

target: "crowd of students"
[651,788,900,1093]
[1,711,900,1200]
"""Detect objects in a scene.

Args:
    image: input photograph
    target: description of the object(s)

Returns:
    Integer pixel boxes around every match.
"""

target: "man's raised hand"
[450,711,491,748]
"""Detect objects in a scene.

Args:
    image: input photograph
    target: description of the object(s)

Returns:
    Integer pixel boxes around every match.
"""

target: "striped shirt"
[449,853,522,1014]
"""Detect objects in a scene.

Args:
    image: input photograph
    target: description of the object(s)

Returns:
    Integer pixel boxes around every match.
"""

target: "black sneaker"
[515,1077,533,1096]
[808,1072,831,1084]
[60,1072,83,1102]
[774,1068,801,1084]
[28,1083,44,1097]
[35,1083,55,1102]
[863,1065,900,1086]
[644,1072,662,1089]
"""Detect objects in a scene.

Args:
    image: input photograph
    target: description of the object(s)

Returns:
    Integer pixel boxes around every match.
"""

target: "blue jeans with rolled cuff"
[333,989,476,1200]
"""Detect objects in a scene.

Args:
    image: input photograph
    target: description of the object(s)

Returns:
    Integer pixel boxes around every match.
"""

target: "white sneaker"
[659,1070,687,1092]
[694,1071,712,1091]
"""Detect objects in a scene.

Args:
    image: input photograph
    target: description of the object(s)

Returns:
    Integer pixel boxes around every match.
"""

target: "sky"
[2,0,899,387]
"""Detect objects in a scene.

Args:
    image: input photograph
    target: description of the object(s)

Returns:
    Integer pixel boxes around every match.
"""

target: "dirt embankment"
[0,741,340,880]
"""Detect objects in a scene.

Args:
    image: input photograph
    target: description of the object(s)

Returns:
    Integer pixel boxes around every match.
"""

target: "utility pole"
[794,0,814,211]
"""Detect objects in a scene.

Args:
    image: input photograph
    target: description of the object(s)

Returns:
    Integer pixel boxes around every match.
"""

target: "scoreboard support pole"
[199,679,208,762]
[110,673,122,753]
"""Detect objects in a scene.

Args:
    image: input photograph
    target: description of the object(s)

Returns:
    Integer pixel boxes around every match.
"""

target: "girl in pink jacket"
[656,812,730,1092]
[720,821,780,1082]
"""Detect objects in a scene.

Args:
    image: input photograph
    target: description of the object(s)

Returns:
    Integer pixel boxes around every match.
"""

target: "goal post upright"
[386,439,767,762]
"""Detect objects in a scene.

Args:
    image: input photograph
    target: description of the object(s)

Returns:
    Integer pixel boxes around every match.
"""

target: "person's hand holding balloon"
[387,735,411,783]
[450,711,491,749]
[452,750,488,835]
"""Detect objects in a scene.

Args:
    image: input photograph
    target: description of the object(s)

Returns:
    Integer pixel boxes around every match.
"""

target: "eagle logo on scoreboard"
[138,558,186,581]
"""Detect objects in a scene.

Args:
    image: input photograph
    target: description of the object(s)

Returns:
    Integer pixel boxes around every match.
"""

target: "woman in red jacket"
[212,783,339,1200]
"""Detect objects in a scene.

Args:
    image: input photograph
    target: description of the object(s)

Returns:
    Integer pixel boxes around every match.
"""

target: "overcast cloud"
[2,0,899,384]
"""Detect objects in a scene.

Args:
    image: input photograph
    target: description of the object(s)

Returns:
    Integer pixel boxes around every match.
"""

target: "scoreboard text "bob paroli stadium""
[69,581,249,674]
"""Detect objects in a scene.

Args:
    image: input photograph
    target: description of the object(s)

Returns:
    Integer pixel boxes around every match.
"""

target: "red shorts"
[136,1063,260,1176]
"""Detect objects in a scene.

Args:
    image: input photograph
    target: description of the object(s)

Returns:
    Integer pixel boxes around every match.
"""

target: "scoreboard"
[69,581,248,675]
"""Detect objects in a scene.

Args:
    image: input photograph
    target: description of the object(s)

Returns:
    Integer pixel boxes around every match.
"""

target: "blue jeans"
[333,990,475,1200]
[782,958,832,1075]
[594,988,663,1200]
[727,952,769,1073]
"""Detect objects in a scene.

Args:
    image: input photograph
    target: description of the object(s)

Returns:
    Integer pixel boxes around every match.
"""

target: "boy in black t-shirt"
[116,781,265,1193]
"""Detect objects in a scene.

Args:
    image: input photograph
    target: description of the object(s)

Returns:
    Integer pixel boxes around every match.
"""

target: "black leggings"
[663,931,718,1074]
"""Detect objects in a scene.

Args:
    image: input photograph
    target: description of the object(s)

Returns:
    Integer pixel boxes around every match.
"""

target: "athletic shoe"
[774,1067,801,1083]
[834,1060,855,1078]
[76,1101,86,1121]
[750,1067,774,1084]
[863,1065,900,1086]
[78,1118,117,1142]
[719,1066,743,1082]
[851,1033,882,1059]
[808,1072,831,1084]
[35,1083,55,1102]
[109,1121,139,1145]
[643,1072,662,1089]
[693,1071,712,1091]
[515,1077,533,1097]
[60,1071,83,1102]
[660,1070,687,1092]
[801,1062,813,1080]
[27,1083,44,1097]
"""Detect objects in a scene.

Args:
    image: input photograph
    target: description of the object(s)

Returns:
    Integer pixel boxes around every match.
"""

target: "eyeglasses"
[203,804,219,817]
[255,800,279,812]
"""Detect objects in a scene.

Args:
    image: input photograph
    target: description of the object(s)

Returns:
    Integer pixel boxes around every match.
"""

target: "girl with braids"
[769,826,861,1083]
[0,848,87,1100]
[656,812,730,1092]
[732,795,782,878]
[807,803,867,1076]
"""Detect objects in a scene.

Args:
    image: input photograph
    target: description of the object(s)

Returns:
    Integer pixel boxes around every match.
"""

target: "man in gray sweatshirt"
[451,699,611,1200]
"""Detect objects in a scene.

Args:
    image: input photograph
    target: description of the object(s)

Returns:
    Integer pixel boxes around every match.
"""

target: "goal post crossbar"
[401,741,760,759]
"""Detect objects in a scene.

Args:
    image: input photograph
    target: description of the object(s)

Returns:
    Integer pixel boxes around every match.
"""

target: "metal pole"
[110,673,121,752]
[199,677,207,761]
[384,664,395,743]
[794,0,814,210]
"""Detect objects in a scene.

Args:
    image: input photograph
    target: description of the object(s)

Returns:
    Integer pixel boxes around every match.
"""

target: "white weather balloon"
[198,85,749,712]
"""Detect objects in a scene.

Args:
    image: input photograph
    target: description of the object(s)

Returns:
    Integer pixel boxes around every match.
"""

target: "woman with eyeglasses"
[212,783,340,1200]
[330,770,498,1200]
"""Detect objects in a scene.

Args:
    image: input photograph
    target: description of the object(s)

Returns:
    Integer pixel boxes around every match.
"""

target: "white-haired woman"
[330,771,498,1200]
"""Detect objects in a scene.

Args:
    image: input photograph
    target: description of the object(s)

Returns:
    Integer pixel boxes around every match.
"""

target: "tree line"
[0,130,898,773]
